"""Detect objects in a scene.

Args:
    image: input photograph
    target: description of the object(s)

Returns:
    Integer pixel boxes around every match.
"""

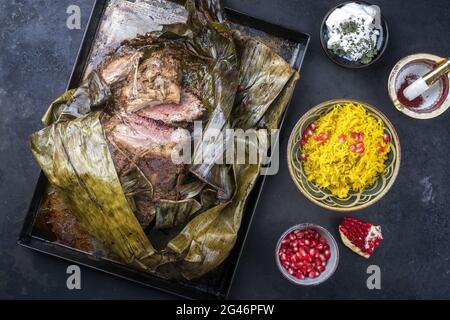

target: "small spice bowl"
[320,1,389,68]
[275,224,339,286]
[388,53,450,119]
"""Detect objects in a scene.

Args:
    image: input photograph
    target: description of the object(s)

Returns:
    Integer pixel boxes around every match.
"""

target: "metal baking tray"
[18,0,310,300]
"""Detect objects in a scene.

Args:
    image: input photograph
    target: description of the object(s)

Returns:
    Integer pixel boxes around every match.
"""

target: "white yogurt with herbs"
[326,2,381,64]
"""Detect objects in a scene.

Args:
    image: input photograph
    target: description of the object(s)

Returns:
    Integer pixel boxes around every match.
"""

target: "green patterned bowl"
[287,99,401,212]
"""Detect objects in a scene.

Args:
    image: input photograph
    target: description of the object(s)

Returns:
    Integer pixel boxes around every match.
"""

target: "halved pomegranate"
[339,217,383,258]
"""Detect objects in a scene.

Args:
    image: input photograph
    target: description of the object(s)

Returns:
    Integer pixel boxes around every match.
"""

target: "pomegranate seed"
[295,272,305,280]
[338,134,347,144]
[288,268,294,275]
[359,133,365,141]
[309,271,317,278]
[324,250,331,259]
[300,138,306,146]
[309,248,316,256]
[309,122,317,130]
[302,132,309,141]
[316,244,324,251]
[304,239,310,246]
[383,133,390,143]
[306,128,313,137]
[351,132,360,141]
[349,144,356,152]
[313,132,328,142]
[377,145,385,153]
[317,265,325,272]
[300,153,307,161]
[299,247,307,257]
[356,145,365,154]
[310,240,317,247]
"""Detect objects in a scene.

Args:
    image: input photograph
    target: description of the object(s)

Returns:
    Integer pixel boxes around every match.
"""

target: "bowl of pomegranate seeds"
[276,224,339,285]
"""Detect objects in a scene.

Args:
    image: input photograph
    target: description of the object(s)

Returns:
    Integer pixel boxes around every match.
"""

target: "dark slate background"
[0,0,449,299]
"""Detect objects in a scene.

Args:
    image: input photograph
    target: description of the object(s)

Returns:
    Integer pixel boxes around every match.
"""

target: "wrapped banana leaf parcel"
[30,0,299,280]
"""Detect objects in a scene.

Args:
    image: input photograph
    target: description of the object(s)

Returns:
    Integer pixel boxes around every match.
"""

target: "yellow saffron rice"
[302,103,390,198]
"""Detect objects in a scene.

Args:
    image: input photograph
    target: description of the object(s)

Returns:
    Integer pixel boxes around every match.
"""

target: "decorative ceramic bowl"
[388,53,450,119]
[275,224,339,286]
[320,1,389,69]
[287,99,401,212]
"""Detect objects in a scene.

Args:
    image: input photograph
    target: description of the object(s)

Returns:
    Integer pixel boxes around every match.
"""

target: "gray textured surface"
[0,0,449,299]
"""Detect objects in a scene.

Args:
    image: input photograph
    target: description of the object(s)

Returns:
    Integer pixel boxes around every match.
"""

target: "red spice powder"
[397,74,424,108]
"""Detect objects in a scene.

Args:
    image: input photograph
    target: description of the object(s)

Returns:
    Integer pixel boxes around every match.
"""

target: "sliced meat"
[102,113,189,228]
[122,48,183,112]
[111,113,190,157]
[136,90,207,126]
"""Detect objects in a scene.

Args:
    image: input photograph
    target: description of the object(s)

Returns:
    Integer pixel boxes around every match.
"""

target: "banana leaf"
[120,166,154,216]
[30,0,299,279]
[163,162,260,279]
[231,30,297,130]
[178,178,205,199]
[30,112,155,266]
[42,72,111,126]
[154,199,201,230]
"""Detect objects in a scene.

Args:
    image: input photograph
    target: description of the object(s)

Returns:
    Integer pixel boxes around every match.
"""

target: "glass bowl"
[275,223,339,286]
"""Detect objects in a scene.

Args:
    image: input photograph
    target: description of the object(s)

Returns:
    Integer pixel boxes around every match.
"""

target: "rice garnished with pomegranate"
[301,103,390,198]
